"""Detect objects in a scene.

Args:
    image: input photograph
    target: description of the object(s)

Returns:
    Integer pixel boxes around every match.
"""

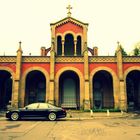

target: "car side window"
[26,103,39,109]
[38,103,49,109]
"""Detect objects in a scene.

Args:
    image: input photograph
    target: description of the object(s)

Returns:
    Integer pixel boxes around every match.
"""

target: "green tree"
[133,47,140,56]
[121,46,127,56]
[132,42,140,56]
[115,45,127,56]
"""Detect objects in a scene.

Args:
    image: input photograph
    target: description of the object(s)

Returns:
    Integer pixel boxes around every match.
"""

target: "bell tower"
[49,5,90,110]
[50,5,88,56]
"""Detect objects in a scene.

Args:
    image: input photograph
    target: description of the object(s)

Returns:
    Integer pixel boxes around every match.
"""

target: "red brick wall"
[55,63,84,75]
[0,63,16,73]
[123,63,140,72]
[21,63,50,74]
[89,63,118,75]
[55,22,83,34]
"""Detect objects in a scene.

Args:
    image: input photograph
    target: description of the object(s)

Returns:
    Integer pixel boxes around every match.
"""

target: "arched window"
[76,36,81,55]
[57,36,62,55]
[64,34,74,56]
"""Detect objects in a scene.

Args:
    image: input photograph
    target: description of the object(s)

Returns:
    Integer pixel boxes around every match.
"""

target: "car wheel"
[48,112,56,121]
[10,112,19,121]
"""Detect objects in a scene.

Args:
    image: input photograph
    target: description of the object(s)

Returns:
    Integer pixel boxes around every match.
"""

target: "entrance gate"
[59,71,80,109]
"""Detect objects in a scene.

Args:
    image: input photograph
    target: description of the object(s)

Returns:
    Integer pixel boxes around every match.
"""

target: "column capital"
[62,40,65,44]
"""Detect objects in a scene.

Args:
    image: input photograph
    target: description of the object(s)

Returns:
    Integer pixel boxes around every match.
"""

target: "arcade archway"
[59,71,80,109]
[92,70,114,109]
[25,70,46,105]
[126,70,140,110]
[0,70,12,110]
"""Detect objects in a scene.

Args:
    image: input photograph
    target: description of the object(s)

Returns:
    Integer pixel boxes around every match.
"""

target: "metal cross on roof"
[67,4,72,17]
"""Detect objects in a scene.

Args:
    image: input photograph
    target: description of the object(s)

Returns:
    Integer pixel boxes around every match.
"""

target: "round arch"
[0,67,15,107]
[90,67,119,108]
[0,67,15,80]
[64,33,74,56]
[56,33,63,38]
[0,67,15,109]
[20,67,50,107]
[55,67,84,107]
[124,66,140,110]
[56,35,62,55]
[76,35,82,55]
[63,31,77,40]
[76,33,83,38]
[56,33,63,54]
[124,66,140,79]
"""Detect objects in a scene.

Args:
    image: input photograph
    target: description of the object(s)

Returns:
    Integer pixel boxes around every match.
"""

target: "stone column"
[83,43,90,110]
[119,81,126,110]
[82,25,88,54]
[116,42,127,111]
[62,40,65,56]
[12,42,22,108]
[49,40,55,105]
[74,40,77,56]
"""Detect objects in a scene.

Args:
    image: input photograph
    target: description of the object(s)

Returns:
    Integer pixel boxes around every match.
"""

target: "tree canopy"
[131,42,140,56]
[115,45,127,56]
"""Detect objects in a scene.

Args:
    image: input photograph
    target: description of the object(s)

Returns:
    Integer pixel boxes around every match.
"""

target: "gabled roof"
[50,17,88,28]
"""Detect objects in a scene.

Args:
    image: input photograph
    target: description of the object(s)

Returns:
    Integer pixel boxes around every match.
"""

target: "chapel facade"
[0,6,140,111]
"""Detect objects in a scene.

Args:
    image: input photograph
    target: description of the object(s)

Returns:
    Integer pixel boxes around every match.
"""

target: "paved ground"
[0,112,140,140]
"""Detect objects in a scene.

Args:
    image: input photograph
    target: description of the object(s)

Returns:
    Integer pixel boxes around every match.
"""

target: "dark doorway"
[0,70,12,110]
[64,34,74,56]
[59,71,80,109]
[25,70,46,105]
[93,70,114,109]
[126,70,140,110]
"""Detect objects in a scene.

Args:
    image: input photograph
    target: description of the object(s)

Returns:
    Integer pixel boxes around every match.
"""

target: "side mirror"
[25,107,28,110]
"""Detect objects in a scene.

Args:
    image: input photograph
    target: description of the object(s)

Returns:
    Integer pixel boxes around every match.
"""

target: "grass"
[92,108,121,112]
[81,108,121,112]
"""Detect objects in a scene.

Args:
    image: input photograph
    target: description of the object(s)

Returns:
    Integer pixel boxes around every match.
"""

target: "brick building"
[0,6,140,111]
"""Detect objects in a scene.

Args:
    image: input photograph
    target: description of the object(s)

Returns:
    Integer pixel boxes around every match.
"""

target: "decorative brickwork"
[0,56,16,62]
[123,56,140,62]
[89,56,116,62]
[56,57,84,62]
[22,56,50,62]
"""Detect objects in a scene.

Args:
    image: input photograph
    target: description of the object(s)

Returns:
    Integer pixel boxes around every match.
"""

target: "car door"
[36,103,49,117]
[20,103,39,117]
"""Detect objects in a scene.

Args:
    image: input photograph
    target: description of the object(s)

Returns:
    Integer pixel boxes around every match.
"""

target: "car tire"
[48,112,56,121]
[10,112,19,121]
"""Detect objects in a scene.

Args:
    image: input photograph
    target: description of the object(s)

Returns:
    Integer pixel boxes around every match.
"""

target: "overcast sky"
[0,0,140,56]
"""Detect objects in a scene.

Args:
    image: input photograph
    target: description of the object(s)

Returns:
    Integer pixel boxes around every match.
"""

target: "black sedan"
[6,103,67,121]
